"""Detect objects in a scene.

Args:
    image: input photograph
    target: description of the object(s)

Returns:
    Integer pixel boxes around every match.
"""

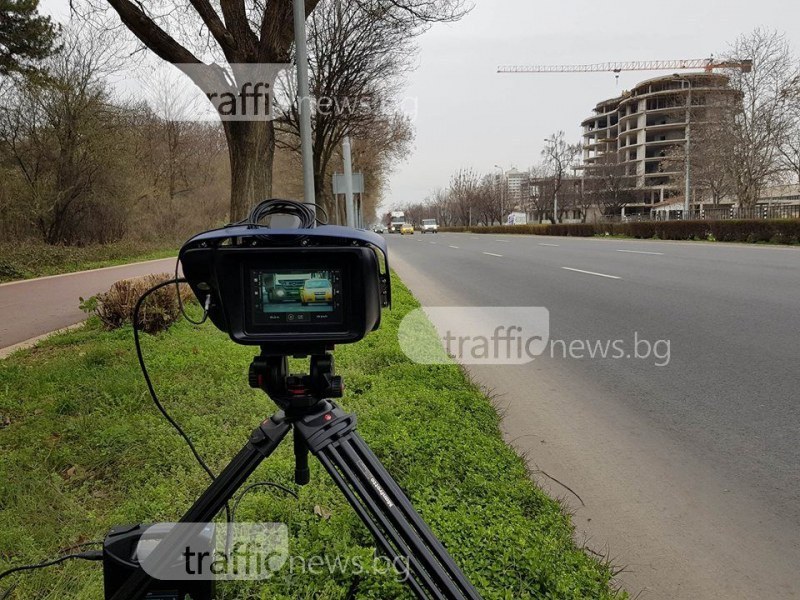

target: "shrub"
[90,274,192,334]
[441,219,800,244]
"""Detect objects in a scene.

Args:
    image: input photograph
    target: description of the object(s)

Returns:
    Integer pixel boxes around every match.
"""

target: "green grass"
[0,275,623,599]
[0,241,178,283]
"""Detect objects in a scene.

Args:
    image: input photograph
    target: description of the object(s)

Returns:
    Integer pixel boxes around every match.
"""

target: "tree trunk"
[224,120,275,222]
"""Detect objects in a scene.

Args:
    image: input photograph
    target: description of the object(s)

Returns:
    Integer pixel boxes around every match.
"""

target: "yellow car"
[400,223,414,235]
[300,279,333,305]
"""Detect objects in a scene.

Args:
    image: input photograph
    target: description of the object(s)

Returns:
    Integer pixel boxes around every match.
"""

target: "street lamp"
[674,74,693,219]
[494,165,505,224]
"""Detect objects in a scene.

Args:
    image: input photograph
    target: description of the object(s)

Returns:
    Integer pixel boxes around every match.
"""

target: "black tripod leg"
[110,413,292,600]
[297,406,481,600]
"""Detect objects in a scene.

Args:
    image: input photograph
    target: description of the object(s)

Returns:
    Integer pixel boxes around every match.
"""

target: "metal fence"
[622,205,800,222]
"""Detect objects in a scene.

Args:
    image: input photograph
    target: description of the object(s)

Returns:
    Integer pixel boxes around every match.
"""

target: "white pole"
[343,136,355,227]
[293,0,315,210]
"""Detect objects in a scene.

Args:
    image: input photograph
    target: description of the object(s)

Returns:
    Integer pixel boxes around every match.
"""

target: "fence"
[635,204,800,222]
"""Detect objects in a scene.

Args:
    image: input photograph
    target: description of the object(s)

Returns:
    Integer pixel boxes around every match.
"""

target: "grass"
[0,275,624,599]
[0,241,178,283]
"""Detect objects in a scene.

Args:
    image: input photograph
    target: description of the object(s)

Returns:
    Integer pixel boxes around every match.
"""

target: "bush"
[90,274,192,334]
[443,219,800,245]
[441,223,596,236]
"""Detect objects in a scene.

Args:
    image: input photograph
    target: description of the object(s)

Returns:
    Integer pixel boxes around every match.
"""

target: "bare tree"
[0,25,136,244]
[587,154,636,218]
[541,131,580,223]
[663,117,736,206]
[721,29,799,206]
[778,86,800,184]
[275,0,415,219]
[91,0,468,220]
[449,167,479,226]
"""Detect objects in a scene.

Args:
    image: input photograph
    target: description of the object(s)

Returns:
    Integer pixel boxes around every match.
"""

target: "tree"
[587,154,636,218]
[0,0,59,76]
[721,29,799,206]
[778,85,800,184]
[448,168,479,226]
[663,115,737,206]
[0,26,137,244]
[541,131,580,223]
[96,0,467,221]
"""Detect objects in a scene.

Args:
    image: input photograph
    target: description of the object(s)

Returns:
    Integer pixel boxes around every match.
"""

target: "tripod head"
[248,349,344,412]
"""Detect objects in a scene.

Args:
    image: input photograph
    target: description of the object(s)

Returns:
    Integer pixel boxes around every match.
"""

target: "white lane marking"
[495,239,509,243]
[449,245,460,249]
[539,243,560,247]
[429,241,437,245]
[562,267,621,280]
[483,252,504,257]
[616,249,664,256]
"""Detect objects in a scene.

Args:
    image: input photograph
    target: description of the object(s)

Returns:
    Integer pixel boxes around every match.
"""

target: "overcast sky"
[40,0,800,215]
[384,0,800,211]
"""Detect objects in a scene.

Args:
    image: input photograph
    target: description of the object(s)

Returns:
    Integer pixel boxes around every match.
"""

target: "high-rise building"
[582,73,739,212]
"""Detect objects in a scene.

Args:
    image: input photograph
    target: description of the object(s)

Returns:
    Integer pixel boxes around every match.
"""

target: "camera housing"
[179,224,390,353]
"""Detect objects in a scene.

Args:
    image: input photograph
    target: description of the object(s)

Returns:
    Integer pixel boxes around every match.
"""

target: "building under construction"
[581,73,740,214]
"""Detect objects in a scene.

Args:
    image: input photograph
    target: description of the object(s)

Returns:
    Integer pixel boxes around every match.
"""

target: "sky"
[383,0,800,210]
[39,0,800,214]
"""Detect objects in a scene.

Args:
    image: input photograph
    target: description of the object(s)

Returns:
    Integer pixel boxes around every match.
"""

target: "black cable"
[133,279,231,526]
[173,259,210,325]
[133,279,217,483]
[0,550,103,588]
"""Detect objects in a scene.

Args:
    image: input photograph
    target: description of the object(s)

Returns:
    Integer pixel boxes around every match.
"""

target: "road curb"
[0,323,86,360]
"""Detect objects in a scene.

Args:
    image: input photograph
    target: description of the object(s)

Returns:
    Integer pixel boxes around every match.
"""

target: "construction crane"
[498,58,753,75]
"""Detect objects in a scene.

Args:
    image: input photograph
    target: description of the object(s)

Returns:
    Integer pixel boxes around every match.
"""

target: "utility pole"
[342,136,356,227]
[293,0,315,211]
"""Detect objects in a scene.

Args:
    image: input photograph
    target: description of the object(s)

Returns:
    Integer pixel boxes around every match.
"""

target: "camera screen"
[250,269,344,326]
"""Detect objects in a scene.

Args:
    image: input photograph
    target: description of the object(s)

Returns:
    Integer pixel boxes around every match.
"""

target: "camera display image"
[251,268,344,324]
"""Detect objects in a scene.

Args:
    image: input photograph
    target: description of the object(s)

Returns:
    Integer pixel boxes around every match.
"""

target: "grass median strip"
[0,241,178,283]
[0,274,623,599]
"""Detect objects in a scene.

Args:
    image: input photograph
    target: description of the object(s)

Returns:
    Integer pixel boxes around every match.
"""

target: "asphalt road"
[387,232,800,600]
[0,258,178,353]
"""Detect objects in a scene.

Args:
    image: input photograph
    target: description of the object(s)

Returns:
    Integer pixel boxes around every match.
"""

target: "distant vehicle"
[421,219,439,234]
[400,223,414,235]
[300,278,333,305]
[373,224,385,233]
[389,210,406,233]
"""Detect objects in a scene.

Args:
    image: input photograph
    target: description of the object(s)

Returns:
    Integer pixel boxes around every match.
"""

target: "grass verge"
[0,275,623,599]
[0,241,178,283]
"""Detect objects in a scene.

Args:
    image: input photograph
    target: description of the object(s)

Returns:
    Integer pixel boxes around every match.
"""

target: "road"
[387,232,799,600]
[0,258,178,353]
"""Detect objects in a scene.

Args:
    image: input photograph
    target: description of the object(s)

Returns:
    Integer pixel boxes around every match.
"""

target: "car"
[373,224,385,234]
[267,285,290,303]
[300,278,333,305]
[400,223,414,235]
[421,219,439,233]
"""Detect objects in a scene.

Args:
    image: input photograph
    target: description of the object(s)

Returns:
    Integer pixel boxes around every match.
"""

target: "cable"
[133,279,217,483]
[242,198,328,228]
[0,550,102,589]
[173,259,210,325]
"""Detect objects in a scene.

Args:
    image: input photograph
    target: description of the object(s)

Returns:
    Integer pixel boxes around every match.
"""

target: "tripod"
[110,350,482,600]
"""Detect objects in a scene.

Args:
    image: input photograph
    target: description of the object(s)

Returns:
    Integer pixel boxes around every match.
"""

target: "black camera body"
[180,224,390,354]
